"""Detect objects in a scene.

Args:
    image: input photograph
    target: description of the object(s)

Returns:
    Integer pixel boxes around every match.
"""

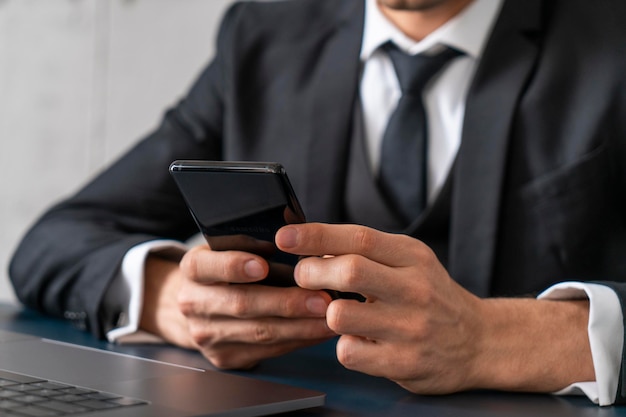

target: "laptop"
[0,328,324,416]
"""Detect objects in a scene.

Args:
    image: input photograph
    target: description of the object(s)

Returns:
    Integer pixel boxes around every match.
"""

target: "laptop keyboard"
[0,369,148,416]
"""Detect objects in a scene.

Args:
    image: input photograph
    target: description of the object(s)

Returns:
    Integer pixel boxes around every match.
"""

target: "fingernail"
[277,226,298,248]
[244,259,265,279]
[306,296,328,316]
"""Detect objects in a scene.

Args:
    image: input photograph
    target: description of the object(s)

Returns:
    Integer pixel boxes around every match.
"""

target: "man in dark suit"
[9,0,626,405]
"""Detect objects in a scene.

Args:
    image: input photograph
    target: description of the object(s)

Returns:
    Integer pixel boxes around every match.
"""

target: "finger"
[179,284,333,319]
[190,316,334,346]
[276,223,429,267]
[326,299,396,340]
[200,337,332,370]
[336,336,443,391]
[294,253,402,299]
[180,245,269,284]
[335,335,403,380]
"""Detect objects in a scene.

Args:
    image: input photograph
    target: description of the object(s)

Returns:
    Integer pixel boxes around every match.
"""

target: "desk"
[0,302,623,417]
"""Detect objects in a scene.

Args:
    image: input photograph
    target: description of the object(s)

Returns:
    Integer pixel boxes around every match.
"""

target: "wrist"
[140,255,195,348]
[472,297,593,392]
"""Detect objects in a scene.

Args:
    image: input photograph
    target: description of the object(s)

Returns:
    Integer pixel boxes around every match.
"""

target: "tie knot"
[384,43,464,95]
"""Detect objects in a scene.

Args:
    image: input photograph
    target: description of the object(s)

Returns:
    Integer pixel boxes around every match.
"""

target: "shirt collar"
[361,0,504,59]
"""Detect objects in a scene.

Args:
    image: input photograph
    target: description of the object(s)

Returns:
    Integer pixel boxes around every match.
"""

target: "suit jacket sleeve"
[8,3,246,339]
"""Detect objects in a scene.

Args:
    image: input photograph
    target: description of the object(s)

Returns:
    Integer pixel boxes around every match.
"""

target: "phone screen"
[169,160,306,287]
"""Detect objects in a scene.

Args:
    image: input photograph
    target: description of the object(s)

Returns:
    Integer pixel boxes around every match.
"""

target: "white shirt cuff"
[106,240,188,344]
[538,282,623,406]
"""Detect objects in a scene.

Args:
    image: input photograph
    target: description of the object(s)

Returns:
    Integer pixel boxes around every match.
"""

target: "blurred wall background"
[0,0,236,303]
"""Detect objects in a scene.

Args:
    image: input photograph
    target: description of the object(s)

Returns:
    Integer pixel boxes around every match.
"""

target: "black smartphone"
[169,160,306,287]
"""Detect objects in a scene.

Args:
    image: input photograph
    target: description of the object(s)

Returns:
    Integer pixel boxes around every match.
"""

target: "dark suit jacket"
[10,0,626,400]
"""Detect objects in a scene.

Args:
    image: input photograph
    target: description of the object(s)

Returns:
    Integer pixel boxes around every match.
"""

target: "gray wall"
[0,0,235,303]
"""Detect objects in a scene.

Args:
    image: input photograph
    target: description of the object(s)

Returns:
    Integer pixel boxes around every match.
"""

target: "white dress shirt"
[106,0,623,405]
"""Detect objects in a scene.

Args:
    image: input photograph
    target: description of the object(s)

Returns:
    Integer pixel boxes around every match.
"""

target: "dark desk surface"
[0,302,623,417]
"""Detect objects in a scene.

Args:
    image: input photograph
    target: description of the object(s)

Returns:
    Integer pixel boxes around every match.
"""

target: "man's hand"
[140,246,335,369]
[275,223,594,394]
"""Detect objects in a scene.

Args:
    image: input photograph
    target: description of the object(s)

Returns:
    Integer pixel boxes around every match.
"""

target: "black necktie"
[378,43,463,225]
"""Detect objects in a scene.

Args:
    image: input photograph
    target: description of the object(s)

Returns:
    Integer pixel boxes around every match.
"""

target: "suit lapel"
[296,0,545,297]
[301,1,365,223]
[449,0,544,296]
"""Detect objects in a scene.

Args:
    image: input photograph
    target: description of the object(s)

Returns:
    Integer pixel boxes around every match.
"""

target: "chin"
[378,0,458,11]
